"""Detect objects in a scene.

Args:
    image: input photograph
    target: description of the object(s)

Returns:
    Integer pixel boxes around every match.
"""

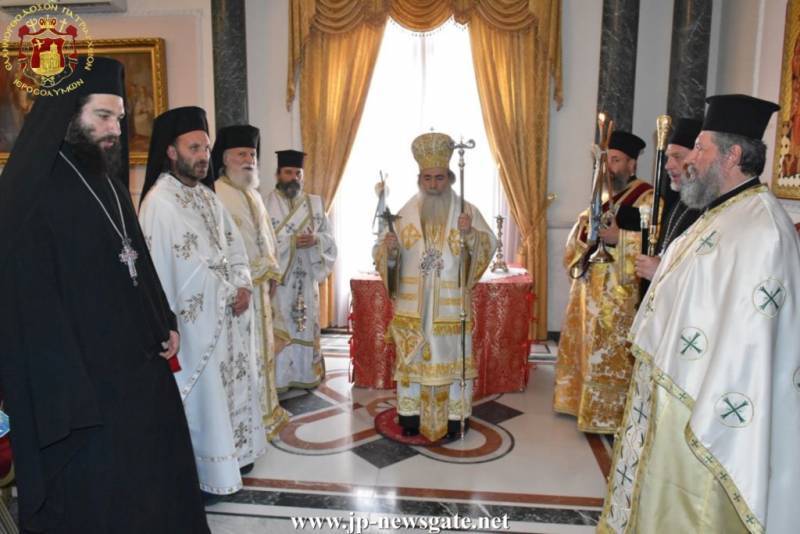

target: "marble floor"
[207,335,612,534]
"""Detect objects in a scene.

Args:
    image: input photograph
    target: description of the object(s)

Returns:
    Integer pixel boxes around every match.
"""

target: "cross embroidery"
[632,402,647,424]
[680,333,702,355]
[616,464,634,485]
[644,291,655,313]
[721,397,749,424]
[696,230,718,253]
[758,286,782,312]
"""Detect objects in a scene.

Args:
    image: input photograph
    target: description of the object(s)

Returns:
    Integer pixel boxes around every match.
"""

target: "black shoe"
[201,491,225,506]
[240,463,254,475]
[446,419,469,440]
[401,427,419,437]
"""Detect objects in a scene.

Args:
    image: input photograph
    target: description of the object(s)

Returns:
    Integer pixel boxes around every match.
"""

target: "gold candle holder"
[491,215,509,273]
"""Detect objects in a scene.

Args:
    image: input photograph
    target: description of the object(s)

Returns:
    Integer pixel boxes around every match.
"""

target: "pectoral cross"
[119,238,139,286]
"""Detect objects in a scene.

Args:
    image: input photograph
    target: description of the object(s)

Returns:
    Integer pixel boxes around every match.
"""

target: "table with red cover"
[349,269,534,399]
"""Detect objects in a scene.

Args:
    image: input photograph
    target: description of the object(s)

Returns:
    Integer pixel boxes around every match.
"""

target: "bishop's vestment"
[374,190,496,441]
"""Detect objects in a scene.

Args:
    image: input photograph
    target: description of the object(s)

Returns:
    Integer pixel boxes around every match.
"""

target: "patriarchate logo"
[21,15,77,85]
[2,3,95,96]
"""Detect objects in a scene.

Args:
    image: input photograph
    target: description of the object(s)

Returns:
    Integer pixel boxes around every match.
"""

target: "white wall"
[713,0,760,95]
[711,0,799,220]
[546,0,603,332]
[632,0,673,182]
[246,0,301,195]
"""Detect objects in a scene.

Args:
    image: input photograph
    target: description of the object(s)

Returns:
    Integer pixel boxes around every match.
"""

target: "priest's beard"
[276,179,302,199]
[64,118,122,179]
[682,158,723,209]
[610,170,630,193]
[227,168,260,190]
[175,153,209,183]
[420,188,451,228]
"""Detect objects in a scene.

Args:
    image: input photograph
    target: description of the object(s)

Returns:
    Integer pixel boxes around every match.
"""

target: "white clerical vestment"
[374,190,496,441]
[599,184,800,533]
[264,190,337,390]
[216,177,290,440]
[139,173,267,495]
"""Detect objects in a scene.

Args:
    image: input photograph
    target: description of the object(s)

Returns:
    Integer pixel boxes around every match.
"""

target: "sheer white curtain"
[330,18,518,327]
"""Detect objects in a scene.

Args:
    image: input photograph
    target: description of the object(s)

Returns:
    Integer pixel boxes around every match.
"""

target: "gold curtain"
[291,4,387,327]
[469,0,561,340]
[297,21,387,209]
[288,0,562,334]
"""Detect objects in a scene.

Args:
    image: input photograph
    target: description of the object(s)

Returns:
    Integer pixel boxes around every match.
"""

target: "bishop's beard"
[420,188,451,228]
[64,119,123,179]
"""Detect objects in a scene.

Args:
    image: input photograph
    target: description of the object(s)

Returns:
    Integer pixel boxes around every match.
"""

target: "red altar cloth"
[349,269,534,399]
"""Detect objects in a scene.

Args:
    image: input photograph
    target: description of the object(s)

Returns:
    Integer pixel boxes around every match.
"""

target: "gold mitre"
[411,132,454,170]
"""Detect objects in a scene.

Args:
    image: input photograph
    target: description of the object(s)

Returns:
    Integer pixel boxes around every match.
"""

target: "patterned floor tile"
[350,437,419,469]
[279,392,334,416]
[471,400,524,425]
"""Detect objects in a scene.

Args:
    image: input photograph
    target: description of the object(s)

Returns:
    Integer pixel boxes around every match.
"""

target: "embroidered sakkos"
[374,190,496,441]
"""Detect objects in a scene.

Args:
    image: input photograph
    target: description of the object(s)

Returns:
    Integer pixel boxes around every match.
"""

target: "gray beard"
[227,169,260,190]
[681,161,722,209]
[276,179,302,199]
[420,189,451,227]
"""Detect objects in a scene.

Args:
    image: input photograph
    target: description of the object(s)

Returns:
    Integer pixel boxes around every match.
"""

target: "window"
[330,18,515,326]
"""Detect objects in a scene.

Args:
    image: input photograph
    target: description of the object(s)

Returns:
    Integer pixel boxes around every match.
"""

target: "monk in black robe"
[0,57,209,533]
